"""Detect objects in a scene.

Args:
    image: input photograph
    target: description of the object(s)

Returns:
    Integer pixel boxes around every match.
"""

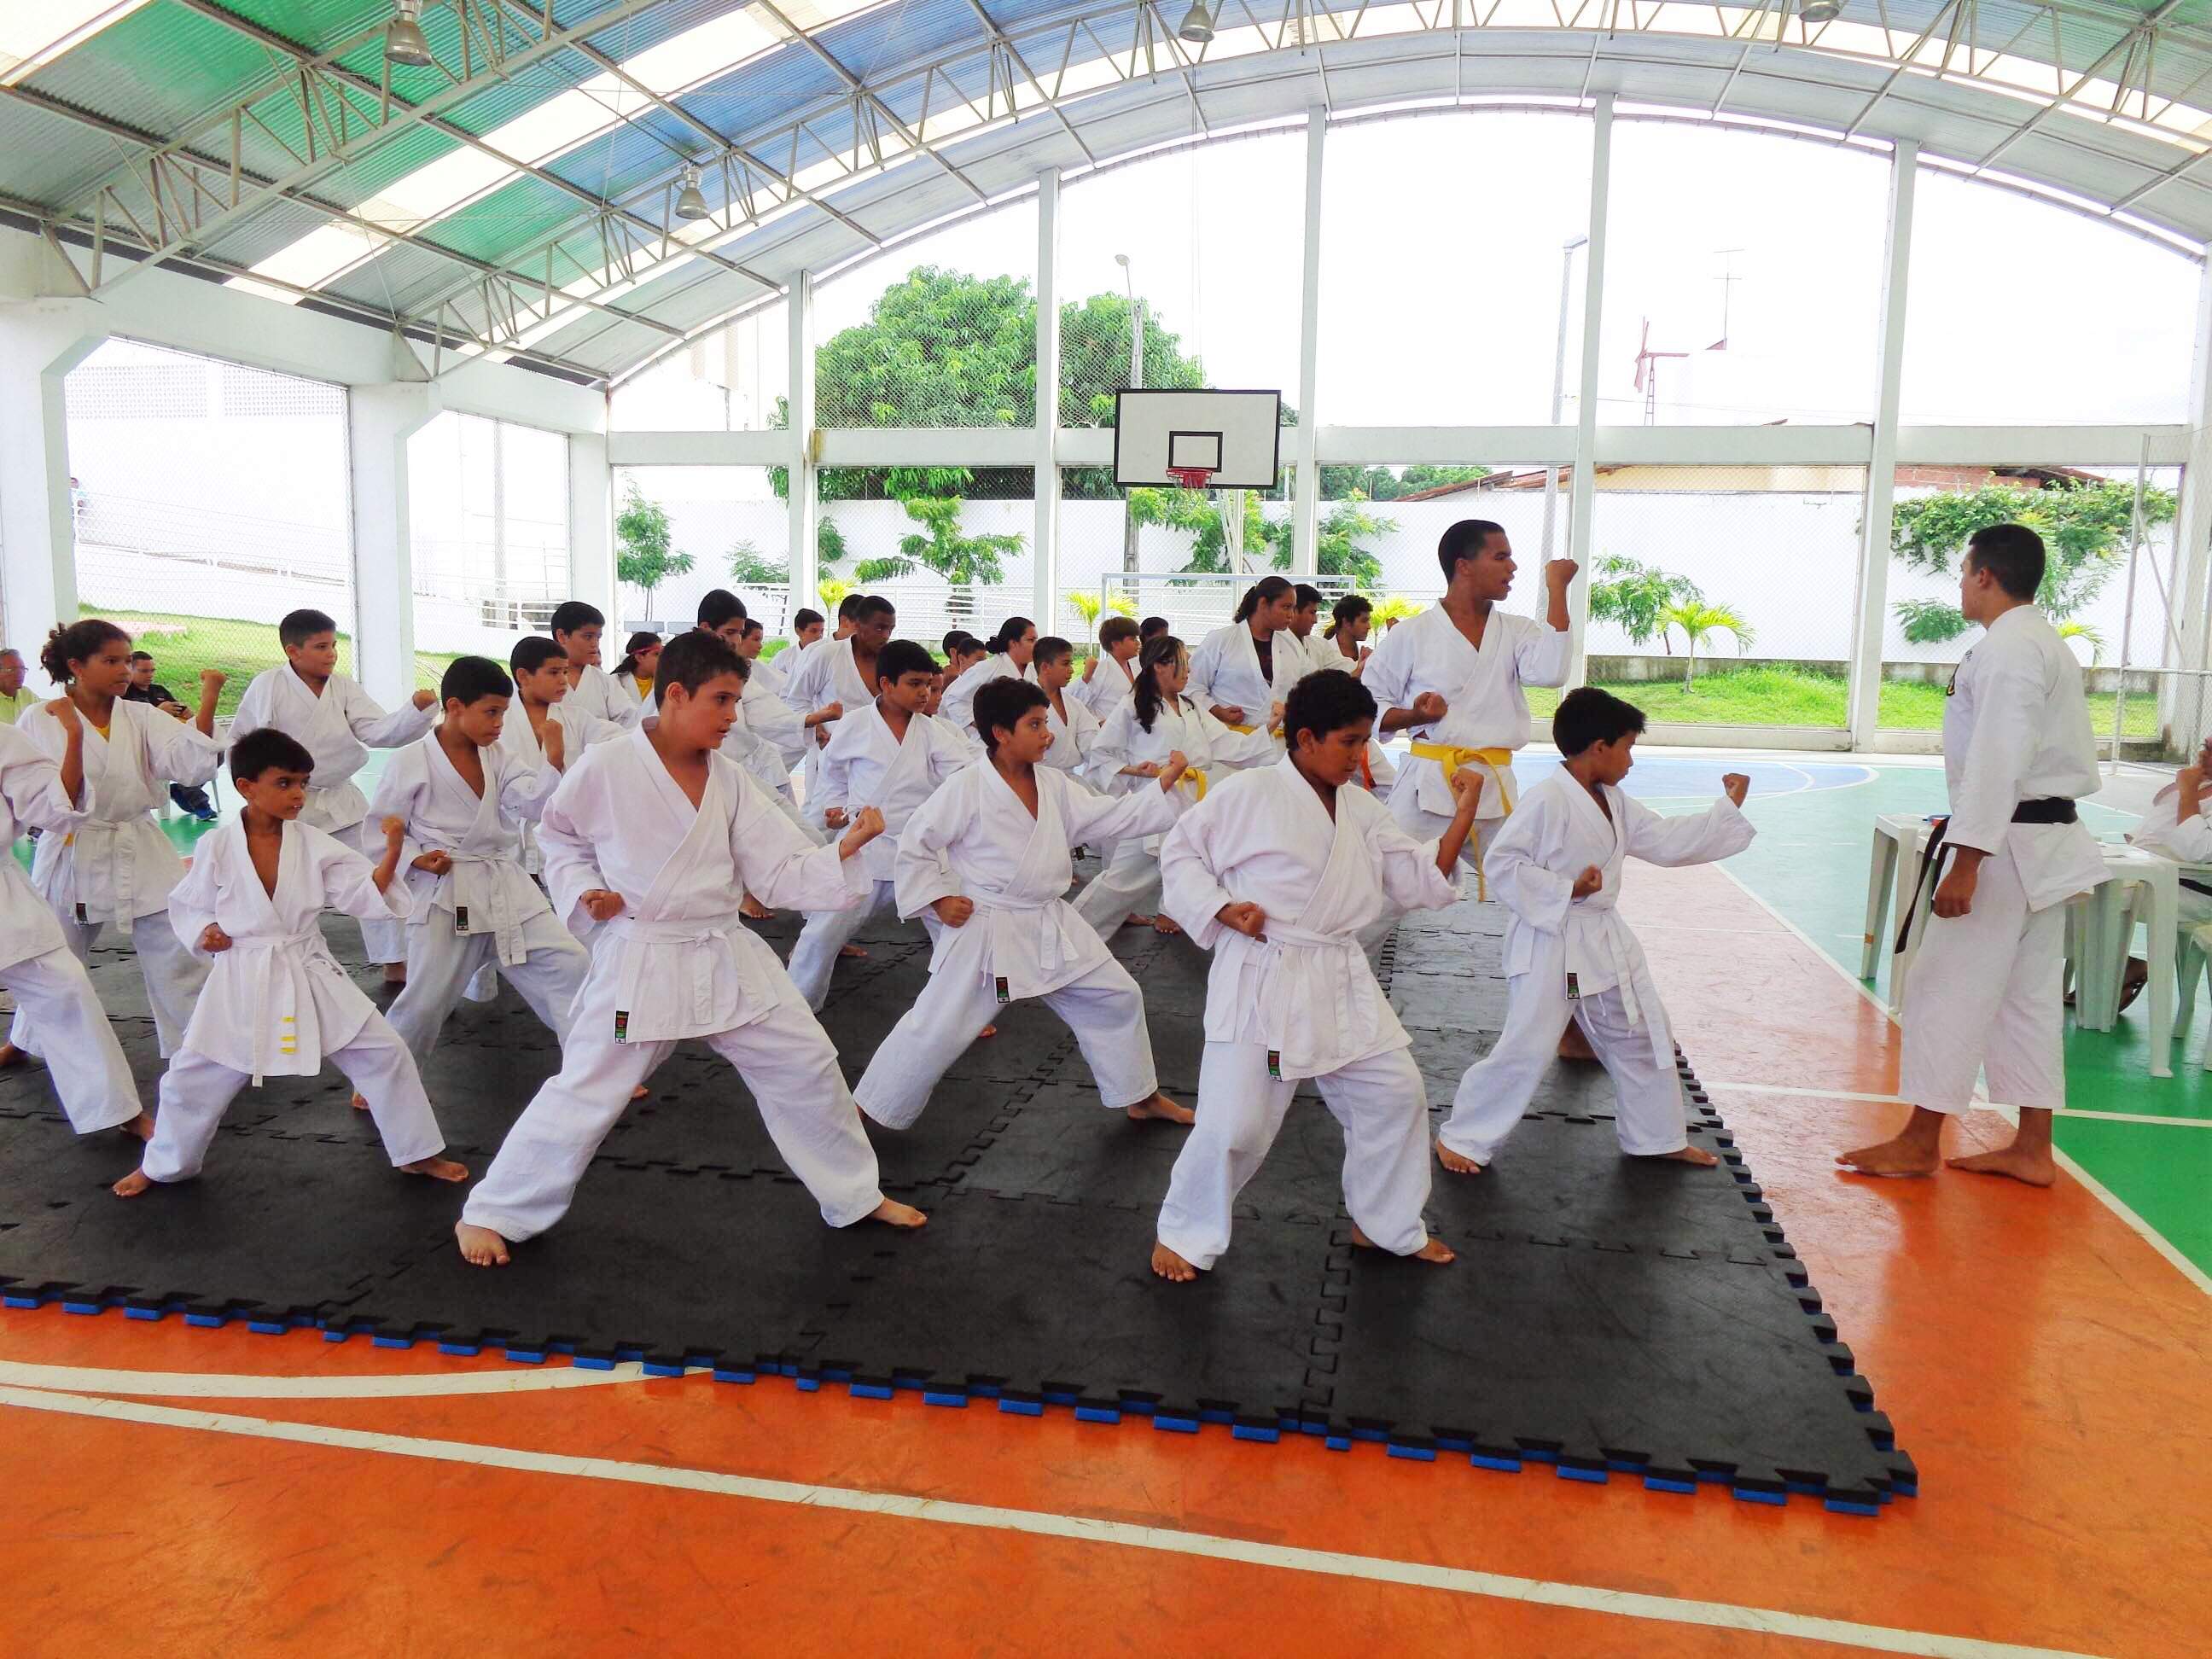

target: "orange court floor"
[3,856,2207,1659]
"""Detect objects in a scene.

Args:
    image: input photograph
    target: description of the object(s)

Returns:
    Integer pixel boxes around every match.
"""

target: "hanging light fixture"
[1178,2,1215,44]
[674,165,711,221]
[385,1,434,67]
[1798,0,1842,21]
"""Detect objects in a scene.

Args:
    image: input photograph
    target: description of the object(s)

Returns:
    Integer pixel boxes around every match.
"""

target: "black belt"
[1893,799,2078,954]
[2011,797,2078,825]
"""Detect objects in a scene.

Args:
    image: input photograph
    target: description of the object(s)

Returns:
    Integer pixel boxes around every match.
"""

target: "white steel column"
[0,302,100,661]
[1563,94,1614,689]
[2168,260,2212,751]
[1291,107,1326,579]
[786,274,818,618]
[347,382,436,707]
[1033,167,1063,627]
[1848,141,1918,748]
[569,428,614,620]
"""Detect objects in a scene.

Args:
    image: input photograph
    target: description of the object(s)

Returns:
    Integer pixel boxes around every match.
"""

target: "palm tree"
[2055,619,2104,666]
[1589,554,1703,652]
[1658,599,1754,685]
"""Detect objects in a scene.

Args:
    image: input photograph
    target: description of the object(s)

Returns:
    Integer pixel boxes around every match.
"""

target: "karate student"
[736,619,790,702]
[690,591,807,820]
[790,608,826,653]
[374,657,591,1072]
[551,601,642,731]
[1840,523,2104,1187]
[454,631,924,1264]
[939,616,1037,738]
[231,607,438,980]
[1188,576,1295,737]
[1033,636,1100,773]
[943,632,987,684]
[9,620,222,1062]
[2123,740,2212,997]
[499,637,625,872]
[1323,595,1375,671]
[781,592,897,793]
[1435,689,1753,1175]
[851,676,1196,1132]
[611,632,661,705]
[1140,616,1171,646]
[114,728,468,1197]
[1074,634,1278,940]
[785,639,975,1008]
[1150,672,1485,1280]
[1281,585,1394,793]
[1365,520,1575,888]
[0,703,143,1137]
[1076,614,1142,722]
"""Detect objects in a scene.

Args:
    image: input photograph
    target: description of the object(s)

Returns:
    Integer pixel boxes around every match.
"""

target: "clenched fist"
[1215,901,1267,940]
[579,888,626,922]
[200,667,228,695]
[931,894,975,928]
[411,689,437,711]
[1408,691,1447,725]
[199,923,233,953]
[1570,864,1603,900]
[1545,558,1580,589]
[837,805,886,858]
[1721,771,1749,807]
[1448,766,1485,812]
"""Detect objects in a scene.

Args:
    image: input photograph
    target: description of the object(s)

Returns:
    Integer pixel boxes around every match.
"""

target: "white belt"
[224,925,328,1085]
[968,888,1067,983]
[1238,920,1371,1078]
[438,853,529,968]
[602,914,742,1033]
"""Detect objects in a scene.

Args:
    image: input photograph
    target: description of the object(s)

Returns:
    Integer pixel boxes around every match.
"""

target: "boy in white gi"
[1189,577,1298,736]
[0,702,143,1137]
[1033,637,1100,773]
[787,640,974,1009]
[551,601,643,733]
[780,593,898,810]
[1841,523,2104,1187]
[114,728,467,1196]
[852,677,1198,1132]
[375,656,589,1072]
[1435,689,1753,1175]
[1150,672,1485,1281]
[1365,521,1575,887]
[1075,614,1142,721]
[8,620,223,1066]
[454,631,925,1266]
[499,637,625,873]
[939,617,1037,740]
[231,607,437,981]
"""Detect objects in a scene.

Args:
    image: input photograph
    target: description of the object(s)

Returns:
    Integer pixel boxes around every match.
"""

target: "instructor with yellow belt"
[1365,519,1575,895]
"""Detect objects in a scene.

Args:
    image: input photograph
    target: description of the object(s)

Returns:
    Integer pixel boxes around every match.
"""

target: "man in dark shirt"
[124,651,217,820]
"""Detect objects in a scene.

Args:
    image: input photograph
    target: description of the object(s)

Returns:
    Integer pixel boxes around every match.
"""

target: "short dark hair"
[973,676,1048,753]
[278,608,336,649]
[511,636,566,678]
[1292,584,1324,610]
[1099,615,1139,649]
[739,616,765,641]
[697,589,747,632]
[128,649,154,664]
[230,725,314,783]
[1965,522,2046,601]
[1552,686,1646,756]
[655,628,748,700]
[1139,615,1170,640]
[793,608,824,633]
[549,601,604,637]
[1033,635,1074,669]
[851,594,894,625]
[876,639,936,687]
[1284,668,1376,748]
[441,655,513,706]
[942,629,976,657]
[835,593,865,620]
[1438,519,1506,581]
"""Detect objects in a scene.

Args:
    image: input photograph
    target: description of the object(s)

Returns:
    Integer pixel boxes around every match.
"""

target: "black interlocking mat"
[0,894,1912,1514]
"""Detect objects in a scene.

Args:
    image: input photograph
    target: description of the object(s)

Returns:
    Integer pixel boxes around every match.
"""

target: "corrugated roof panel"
[213,1,387,55]
[0,98,128,207]
[16,3,274,143]
[678,58,852,146]
[197,191,367,271]
[323,237,483,314]
[812,0,989,84]
[579,0,765,63]
[430,173,592,265]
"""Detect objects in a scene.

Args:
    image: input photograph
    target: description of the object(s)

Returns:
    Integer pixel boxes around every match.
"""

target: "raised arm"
[1620,789,1756,870]
[728,769,875,913]
[344,677,439,749]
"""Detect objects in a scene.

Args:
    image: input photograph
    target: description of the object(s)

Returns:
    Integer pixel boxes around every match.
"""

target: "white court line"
[0,1383,2098,1659]
[0,1357,655,1398]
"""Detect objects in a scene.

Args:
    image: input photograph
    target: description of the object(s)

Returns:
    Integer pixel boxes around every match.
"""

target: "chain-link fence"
[609,464,785,635]
[608,300,789,432]
[408,412,569,660]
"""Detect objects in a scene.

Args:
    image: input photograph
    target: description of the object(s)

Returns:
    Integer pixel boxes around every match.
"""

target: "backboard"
[1112,388,1282,491]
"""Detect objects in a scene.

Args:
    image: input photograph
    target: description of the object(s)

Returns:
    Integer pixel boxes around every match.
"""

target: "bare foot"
[1947,1145,2058,1187]
[0,1042,26,1069]
[1125,913,1153,927]
[1557,1022,1598,1062]
[1836,1136,1941,1179]
[1349,1224,1457,1265]
[1435,1139,1484,1175]
[976,1024,997,1039]
[351,1092,370,1112]
[1150,1241,1199,1282]
[382,963,407,985]
[868,1198,928,1228]
[740,894,771,919]
[631,1085,649,1100]
[454,1220,510,1266]
[1150,915,1183,935]
[401,1155,469,1183]
[113,1168,154,1197]
[838,944,869,960]
[1126,1092,1196,1125]
[1638,1145,1719,1167]
[118,1111,154,1143]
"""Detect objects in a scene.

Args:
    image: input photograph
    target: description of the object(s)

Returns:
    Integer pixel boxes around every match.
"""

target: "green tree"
[726,539,789,585]
[1590,554,1703,653]
[865,486,1026,624]
[1161,490,1393,589]
[1658,599,1754,684]
[1319,463,1489,502]
[614,482,693,614]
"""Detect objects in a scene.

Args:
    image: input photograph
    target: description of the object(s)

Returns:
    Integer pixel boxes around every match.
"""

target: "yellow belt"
[1173,768,1208,801]
[1222,722,1285,744]
[1408,743,1516,899]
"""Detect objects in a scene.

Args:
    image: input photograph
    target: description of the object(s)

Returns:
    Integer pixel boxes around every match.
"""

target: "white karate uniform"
[9,699,219,1057]
[231,665,438,964]
[1075,651,1138,722]
[0,723,138,1133]
[565,662,642,731]
[643,679,812,838]
[495,700,624,876]
[1154,759,1461,1269]
[1041,689,1101,774]
[2129,791,2212,935]
[461,725,887,1243]
[937,652,1034,742]
[373,736,588,1067]
[612,668,650,706]
[1363,602,1569,870]
[1188,620,1294,735]
[747,652,787,699]
[1274,629,1396,792]
[853,761,1181,1128]
[1899,605,2104,1114]
[1071,695,1278,938]
[1437,770,1756,1166]
[779,635,877,801]
[143,819,446,1183]
[787,701,975,1008]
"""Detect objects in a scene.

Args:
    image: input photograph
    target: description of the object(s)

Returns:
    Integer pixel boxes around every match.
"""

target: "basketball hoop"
[1168,466,1215,492]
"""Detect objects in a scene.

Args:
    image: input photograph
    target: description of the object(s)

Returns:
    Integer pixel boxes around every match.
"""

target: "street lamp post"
[1542,233,1590,571]
[1117,253,1144,575]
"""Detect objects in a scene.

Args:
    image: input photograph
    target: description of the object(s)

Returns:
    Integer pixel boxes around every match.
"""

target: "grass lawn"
[87,607,462,719]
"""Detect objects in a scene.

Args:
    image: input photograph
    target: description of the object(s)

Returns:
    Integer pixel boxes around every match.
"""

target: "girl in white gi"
[1841,524,2104,1188]
[375,657,590,1073]
[1075,614,1142,721]
[0,704,143,1137]
[788,640,975,1009]
[852,677,1198,1132]
[1286,585,1394,794]
[114,728,468,1197]
[454,631,925,1266]
[1189,577,1298,738]
[777,594,899,802]
[1364,521,1575,888]
[611,632,661,706]
[939,616,1037,740]
[1150,672,1485,1282]
[1073,635,1279,940]
[9,620,223,1063]
[1033,637,1100,773]
[1435,689,1753,1175]
[231,607,439,981]
[550,602,643,733]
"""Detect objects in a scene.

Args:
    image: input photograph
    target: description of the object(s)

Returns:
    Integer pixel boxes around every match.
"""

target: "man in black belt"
[1842,525,2104,1186]
[123,650,218,821]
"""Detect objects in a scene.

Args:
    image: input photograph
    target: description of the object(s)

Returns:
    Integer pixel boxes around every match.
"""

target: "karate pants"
[0,945,140,1133]
[1157,1041,1432,1271]
[1387,800,1505,886]
[1438,982,1686,1166]
[462,981,885,1243]
[1899,845,2064,1114]
[787,879,894,1010]
[10,909,207,1058]
[143,1017,445,1183]
[1069,835,1163,941]
[386,911,590,1066]
[855,955,1159,1129]
[334,816,407,965]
